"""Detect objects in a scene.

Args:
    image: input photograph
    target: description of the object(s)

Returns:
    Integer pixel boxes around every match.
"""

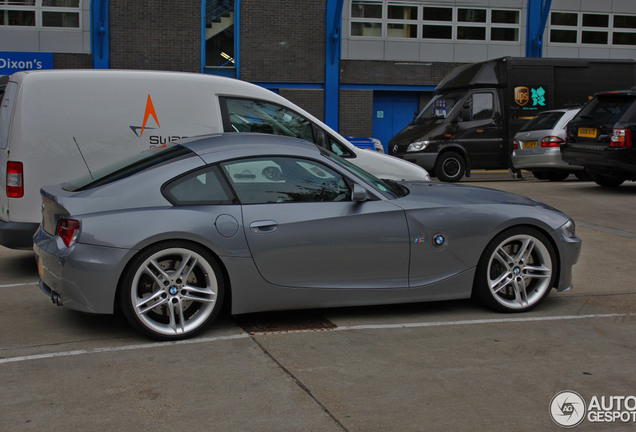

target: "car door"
[221,156,410,289]
[453,91,505,169]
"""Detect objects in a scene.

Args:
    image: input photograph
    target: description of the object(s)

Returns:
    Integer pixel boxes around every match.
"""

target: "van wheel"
[590,173,625,188]
[435,152,465,182]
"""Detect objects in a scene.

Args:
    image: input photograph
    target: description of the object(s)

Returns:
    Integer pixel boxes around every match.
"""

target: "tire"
[546,170,570,182]
[119,241,225,340]
[473,227,557,313]
[590,172,625,188]
[435,151,465,182]
[530,170,549,180]
[573,170,591,181]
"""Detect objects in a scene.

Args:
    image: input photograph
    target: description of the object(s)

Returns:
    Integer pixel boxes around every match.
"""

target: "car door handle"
[249,220,279,233]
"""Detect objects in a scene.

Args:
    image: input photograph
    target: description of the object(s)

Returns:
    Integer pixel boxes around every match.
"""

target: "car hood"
[396,181,553,210]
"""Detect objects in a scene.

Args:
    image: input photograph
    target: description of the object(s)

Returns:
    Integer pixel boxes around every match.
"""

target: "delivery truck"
[388,57,636,182]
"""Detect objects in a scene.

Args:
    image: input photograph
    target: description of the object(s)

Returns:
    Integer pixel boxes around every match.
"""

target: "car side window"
[221,97,315,142]
[221,157,351,204]
[163,165,236,205]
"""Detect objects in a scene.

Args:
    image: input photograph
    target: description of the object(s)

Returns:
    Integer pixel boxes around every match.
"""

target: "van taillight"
[6,161,24,198]
[56,219,80,247]
[610,129,632,148]
[541,136,564,148]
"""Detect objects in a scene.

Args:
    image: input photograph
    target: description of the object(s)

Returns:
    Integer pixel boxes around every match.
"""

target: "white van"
[0,70,429,249]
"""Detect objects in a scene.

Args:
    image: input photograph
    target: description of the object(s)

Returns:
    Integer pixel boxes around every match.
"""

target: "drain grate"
[235,310,337,334]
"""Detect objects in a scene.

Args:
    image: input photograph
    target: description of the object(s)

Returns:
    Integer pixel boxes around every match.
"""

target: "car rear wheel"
[590,172,625,188]
[435,151,465,182]
[473,227,556,312]
[120,241,224,340]
[530,170,549,180]
[547,171,570,182]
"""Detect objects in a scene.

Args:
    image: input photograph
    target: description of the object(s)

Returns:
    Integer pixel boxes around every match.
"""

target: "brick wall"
[279,89,325,122]
[339,89,373,137]
[54,53,92,69]
[240,0,325,82]
[341,60,465,86]
[109,0,200,72]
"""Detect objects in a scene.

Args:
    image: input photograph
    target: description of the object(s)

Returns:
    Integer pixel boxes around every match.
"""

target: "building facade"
[1,0,635,148]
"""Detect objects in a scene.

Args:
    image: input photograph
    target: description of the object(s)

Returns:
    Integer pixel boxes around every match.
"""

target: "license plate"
[578,127,598,138]
[523,141,538,149]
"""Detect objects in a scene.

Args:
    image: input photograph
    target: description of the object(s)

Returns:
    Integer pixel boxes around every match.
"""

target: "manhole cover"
[235,310,337,334]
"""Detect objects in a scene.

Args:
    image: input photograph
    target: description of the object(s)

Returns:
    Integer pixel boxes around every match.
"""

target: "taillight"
[6,161,24,198]
[610,129,632,148]
[512,138,519,150]
[56,219,80,247]
[541,136,564,148]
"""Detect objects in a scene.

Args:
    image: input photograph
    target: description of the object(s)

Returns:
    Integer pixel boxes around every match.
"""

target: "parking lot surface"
[2,173,636,431]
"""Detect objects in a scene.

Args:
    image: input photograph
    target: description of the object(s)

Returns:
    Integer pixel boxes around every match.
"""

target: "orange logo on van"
[130,95,160,137]
[514,87,529,106]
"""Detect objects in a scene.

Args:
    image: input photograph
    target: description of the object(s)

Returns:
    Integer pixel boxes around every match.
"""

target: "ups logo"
[514,86,529,106]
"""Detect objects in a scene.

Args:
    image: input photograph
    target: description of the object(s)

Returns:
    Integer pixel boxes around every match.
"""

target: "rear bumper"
[561,146,636,177]
[33,226,131,314]
[512,148,583,171]
[0,220,40,249]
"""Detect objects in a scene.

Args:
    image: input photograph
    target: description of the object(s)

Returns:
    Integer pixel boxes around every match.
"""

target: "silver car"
[512,108,585,181]
[34,133,582,340]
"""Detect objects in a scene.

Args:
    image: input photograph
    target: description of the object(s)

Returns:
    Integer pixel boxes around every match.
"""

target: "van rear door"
[0,81,18,223]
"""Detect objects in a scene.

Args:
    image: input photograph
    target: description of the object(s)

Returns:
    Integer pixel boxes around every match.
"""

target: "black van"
[388,57,636,182]
[561,89,636,187]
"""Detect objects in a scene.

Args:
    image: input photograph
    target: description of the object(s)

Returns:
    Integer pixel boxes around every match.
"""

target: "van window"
[416,92,465,120]
[220,97,315,142]
[469,93,494,120]
[0,82,18,150]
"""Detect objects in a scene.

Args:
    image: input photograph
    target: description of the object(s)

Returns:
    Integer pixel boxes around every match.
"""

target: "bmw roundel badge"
[433,233,445,246]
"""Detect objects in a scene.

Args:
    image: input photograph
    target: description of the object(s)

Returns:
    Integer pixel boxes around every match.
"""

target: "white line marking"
[0,313,629,365]
[0,282,39,288]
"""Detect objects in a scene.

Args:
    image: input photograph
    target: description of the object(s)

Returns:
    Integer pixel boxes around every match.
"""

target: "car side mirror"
[352,184,369,202]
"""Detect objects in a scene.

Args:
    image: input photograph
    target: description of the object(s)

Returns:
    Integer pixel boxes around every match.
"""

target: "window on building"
[549,11,636,47]
[204,0,236,73]
[351,2,519,42]
[0,0,80,28]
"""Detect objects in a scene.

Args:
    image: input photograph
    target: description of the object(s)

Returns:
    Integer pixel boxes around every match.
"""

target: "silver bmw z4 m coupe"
[34,133,581,340]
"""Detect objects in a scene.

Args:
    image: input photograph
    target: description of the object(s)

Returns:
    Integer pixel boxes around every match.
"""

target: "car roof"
[595,87,636,97]
[178,133,322,162]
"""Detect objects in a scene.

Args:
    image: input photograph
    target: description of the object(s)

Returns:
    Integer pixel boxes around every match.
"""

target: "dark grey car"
[34,133,581,340]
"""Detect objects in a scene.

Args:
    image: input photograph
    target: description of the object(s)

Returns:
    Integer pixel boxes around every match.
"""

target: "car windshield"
[519,111,565,132]
[64,144,195,191]
[576,95,635,125]
[415,92,466,120]
[321,151,406,199]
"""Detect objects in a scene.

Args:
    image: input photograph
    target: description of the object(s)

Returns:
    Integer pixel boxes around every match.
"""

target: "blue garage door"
[372,92,419,152]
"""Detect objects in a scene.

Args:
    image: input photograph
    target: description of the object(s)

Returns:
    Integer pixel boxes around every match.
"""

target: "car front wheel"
[473,227,556,312]
[120,242,224,340]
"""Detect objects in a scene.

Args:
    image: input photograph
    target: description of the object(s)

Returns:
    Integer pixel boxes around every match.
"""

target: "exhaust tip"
[51,291,63,306]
